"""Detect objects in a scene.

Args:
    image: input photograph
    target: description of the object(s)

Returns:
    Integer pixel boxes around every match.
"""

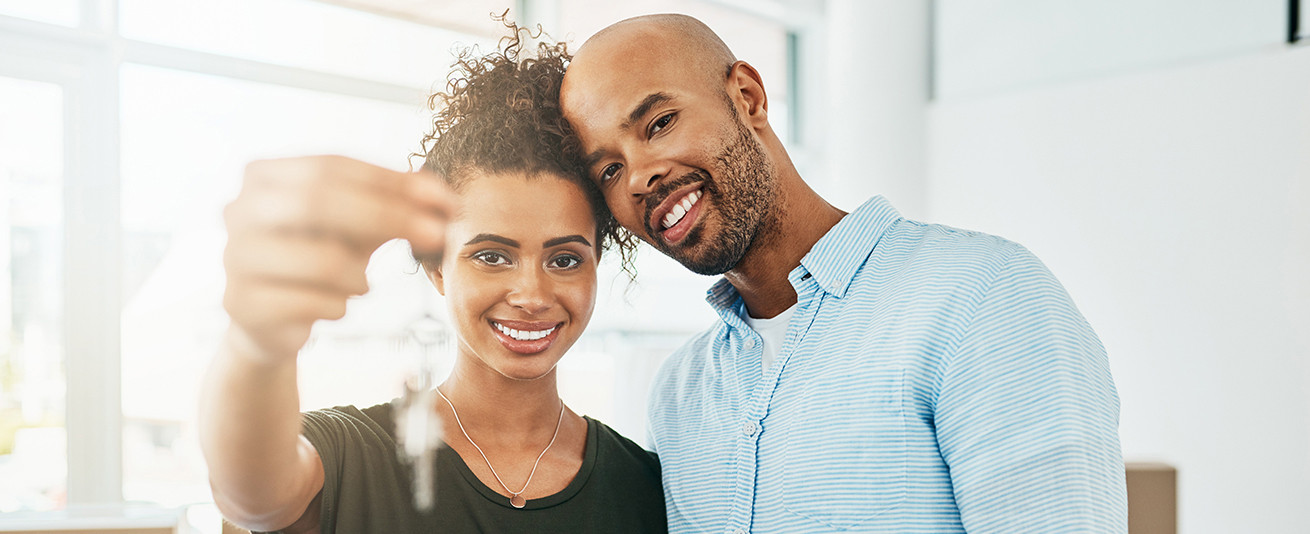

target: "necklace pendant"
[510,494,527,508]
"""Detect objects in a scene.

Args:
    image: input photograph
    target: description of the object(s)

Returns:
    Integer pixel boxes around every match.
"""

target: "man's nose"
[628,152,671,197]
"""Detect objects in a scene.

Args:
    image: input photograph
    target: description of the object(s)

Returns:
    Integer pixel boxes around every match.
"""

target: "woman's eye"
[650,112,674,136]
[599,163,622,184]
[473,251,510,266]
[549,254,582,270]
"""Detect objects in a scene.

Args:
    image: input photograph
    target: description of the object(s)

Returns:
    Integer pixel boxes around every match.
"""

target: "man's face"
[561,49,777,276]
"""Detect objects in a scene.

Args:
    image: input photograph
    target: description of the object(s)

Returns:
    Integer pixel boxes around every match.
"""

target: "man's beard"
[644,113,775,276]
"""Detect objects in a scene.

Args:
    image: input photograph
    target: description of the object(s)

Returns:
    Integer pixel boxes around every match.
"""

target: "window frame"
[0,0,822,507]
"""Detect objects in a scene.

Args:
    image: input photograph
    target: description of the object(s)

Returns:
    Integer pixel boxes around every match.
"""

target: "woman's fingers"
[222,280,344,358]
[403,172,455,254]
[223,232,370,296]
[232,157,452,253]
[221,155,457,361]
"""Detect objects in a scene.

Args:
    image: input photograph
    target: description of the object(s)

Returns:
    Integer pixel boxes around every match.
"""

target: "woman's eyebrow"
[543,235,592,248]
[464,234,519,247]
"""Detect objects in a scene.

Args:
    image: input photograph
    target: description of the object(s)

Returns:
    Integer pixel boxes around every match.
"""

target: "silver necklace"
[436,387,565,508]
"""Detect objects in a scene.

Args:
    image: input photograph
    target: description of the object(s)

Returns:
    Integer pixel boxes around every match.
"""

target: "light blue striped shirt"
[648,196,1126,533]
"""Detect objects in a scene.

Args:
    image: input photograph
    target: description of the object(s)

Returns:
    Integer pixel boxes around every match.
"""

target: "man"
[560,14,1126,533]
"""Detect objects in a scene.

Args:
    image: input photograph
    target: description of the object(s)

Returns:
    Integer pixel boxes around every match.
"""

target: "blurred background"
[0,0,1306,532]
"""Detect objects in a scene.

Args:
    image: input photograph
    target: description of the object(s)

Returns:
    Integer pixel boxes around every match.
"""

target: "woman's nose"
[505,266,553,314]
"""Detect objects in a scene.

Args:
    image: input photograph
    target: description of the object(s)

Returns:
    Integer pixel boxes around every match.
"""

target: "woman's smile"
[489,319,565,354]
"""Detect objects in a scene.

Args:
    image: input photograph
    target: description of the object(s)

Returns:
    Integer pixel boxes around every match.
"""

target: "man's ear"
[727,61,768,127]
[425,263,446,295]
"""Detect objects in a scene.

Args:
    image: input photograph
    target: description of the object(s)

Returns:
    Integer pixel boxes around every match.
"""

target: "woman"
[200,26,664,533]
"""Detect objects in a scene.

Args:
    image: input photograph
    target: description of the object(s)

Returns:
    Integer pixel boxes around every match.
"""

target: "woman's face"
[433,171,599,381]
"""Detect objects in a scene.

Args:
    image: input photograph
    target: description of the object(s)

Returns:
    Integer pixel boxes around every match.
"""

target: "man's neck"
[725,177,845,319]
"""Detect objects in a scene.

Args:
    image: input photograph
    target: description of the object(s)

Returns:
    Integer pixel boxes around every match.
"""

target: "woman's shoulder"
[301,401,396,439]
[585,417,661,477]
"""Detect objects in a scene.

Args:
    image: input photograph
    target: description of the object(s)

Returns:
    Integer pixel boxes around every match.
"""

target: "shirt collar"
[704,196,903,317]
[799,196,901,298]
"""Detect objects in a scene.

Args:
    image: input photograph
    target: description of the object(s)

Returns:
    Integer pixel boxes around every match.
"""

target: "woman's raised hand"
[221,155,455,363]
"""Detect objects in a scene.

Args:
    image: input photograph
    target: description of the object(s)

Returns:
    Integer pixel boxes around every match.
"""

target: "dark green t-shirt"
[286,402,667,533]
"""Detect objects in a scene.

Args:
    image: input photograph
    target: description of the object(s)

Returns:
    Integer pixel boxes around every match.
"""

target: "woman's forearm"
[199,325,322,530]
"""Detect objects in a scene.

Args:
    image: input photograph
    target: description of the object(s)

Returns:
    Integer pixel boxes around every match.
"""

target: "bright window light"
[0,76,66,513]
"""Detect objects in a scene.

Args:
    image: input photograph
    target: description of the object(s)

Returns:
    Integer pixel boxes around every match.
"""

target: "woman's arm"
[199,156,452,531]
[201,325,324,531]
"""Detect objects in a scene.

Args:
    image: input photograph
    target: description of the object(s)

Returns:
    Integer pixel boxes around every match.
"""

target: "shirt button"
[742,421,758,436]
[744,338,757,349]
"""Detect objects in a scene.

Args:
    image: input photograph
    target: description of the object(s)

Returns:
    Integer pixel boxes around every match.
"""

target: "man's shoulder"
[870,218,1032,283]
[648,324,721,407]
[894,218,1023,256]
[655,324,719,375]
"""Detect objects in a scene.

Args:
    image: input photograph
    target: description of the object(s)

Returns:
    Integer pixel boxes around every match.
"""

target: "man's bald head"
[557,14,788,278]
[571,14,737,91]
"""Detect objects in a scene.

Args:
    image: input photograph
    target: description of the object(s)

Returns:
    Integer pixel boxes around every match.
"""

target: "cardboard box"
[1126,462,1177,534]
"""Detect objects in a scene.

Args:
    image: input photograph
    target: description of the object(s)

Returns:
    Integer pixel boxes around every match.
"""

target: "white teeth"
[494,322,556,341]
[660,190,702,230]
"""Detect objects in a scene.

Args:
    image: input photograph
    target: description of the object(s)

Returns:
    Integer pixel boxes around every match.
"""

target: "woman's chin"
[494,361,560,382]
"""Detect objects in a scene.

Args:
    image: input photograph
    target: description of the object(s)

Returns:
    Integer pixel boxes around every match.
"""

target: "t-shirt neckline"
[443,415,598,510]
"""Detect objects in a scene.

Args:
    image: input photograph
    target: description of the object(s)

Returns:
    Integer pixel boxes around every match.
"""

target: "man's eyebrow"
[543,235,593,248]
[581,92,675,172]
[621,92,674,131]
[464,234,519,248]
[582,149,606,171]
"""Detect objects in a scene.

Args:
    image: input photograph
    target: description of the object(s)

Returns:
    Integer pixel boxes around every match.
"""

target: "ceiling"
[312,0,826,35]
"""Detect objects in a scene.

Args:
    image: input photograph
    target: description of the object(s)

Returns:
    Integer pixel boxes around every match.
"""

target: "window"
[0,0,812,519]
[0,0,78,27]
[0,76,65,512]
[118,63,435,505]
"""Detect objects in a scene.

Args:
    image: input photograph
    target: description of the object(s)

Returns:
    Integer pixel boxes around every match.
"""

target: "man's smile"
[648,180,707,245]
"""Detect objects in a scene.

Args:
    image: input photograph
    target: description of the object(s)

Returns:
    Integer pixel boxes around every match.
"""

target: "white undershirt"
[743,303,797,371]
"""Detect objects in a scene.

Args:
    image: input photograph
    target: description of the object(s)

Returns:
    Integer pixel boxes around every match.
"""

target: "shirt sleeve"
[934,245,1127,533]
[297,404,416,533]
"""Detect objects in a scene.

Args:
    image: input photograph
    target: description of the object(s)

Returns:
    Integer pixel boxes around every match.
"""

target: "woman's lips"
[489,320,563,355]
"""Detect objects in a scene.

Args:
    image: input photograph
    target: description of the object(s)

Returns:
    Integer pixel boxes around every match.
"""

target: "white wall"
[820,0,929,218]
[935,0,1287,98]
[928,21,1310,534]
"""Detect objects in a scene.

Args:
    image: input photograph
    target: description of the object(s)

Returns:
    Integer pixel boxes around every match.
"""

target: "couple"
[202,14,1127,534]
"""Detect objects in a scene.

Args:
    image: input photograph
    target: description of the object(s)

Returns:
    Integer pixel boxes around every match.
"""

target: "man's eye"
[650,112,675,136]
[599,163,622,184]
[549,254,582,270]
[473,251,510,266]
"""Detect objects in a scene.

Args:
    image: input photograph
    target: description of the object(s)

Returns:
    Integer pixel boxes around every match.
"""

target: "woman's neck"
[437,357,565,447]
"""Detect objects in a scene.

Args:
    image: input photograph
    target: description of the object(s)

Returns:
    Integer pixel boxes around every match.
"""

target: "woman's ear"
[425,262,446,295]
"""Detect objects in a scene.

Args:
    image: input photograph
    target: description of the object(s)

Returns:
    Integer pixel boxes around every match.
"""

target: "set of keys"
[392,313,449,512]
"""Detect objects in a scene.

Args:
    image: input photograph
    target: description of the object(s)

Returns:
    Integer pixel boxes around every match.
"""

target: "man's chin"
[667,245,742,276]
[646,224,744,275]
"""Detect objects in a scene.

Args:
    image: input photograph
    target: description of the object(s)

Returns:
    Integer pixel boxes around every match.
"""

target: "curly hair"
[412,17,637,277]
